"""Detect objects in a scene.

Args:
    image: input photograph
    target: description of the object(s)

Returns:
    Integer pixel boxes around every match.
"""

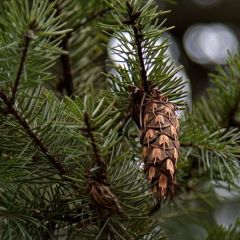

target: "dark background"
[161,0,240,100]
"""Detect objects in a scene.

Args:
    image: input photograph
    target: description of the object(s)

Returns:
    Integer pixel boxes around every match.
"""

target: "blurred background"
[154,0,240,239]
[159,0,240,100]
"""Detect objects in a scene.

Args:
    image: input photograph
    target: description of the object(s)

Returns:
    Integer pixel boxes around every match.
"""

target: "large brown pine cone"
[141,96,179,198]
[131,88,180,199]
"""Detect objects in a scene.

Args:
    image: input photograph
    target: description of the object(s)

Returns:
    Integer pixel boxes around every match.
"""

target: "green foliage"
[180,123,240,181]
[50,0,111,95]
[0,0,240,239]
[205,219,240,240]
[179,53,240,185]
[0,0,68,93]
[104,0,186,110]
[193,53,240,129]
[59,95,164,239]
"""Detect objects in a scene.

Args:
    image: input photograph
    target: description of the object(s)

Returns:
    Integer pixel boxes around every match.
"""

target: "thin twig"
[126,2,150,94]
[0,89,67,175]
[60,34,74,96]
[53,3,74,96]
[10,35,31,104]
[60,8,112,96]
[55,5,111,96]
[84,111,105,168]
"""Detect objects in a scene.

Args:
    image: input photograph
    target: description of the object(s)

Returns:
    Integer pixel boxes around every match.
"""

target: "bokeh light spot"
[183,23,238,65]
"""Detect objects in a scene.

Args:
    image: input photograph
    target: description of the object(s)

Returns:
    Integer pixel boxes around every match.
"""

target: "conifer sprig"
[0,0,239,239]
[180,53,240,184]
[104,0,186,107]
[192,53,240,129]
[205,218,240,240]
[62,95,165,239]
[51,0,111,95]
[181,126,240,180]
[0,0,70,93]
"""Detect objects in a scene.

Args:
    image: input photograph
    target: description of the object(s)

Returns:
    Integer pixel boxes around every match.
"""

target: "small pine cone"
[141,95,179,199]
[87,169,124,217]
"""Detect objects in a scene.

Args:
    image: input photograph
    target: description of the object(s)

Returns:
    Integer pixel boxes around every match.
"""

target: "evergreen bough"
[0,0,239,239]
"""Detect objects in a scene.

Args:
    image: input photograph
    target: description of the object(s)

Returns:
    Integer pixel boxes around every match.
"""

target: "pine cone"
[131,88,180,199]
[87,168,124,217]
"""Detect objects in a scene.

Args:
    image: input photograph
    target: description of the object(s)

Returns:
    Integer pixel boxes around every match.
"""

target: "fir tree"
[0,0,239,239]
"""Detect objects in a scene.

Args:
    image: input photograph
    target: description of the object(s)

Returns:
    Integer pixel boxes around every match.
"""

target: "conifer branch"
[126,2,150,94]
[53,4,111,96]
[0,89,67,175]
[59,7,112,96]
[83,112,124,217]
[84,111,105,169]
[60,34,74,96]
[52,3,74,96]
[10,33,31,105]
